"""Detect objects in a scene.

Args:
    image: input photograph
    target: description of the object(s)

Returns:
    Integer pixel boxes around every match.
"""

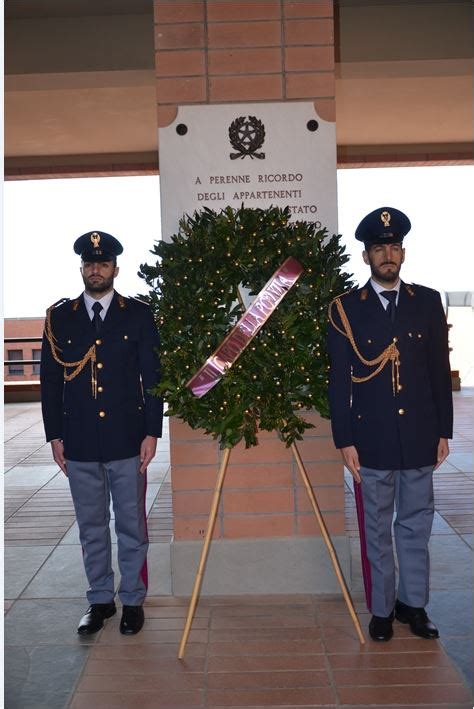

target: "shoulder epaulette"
[410,283,439,296]
[328,286,357,307]
[128,296,150,307]
[47,297,70,312]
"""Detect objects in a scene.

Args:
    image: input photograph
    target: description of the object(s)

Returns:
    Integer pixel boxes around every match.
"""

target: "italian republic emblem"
[229,115,266,160]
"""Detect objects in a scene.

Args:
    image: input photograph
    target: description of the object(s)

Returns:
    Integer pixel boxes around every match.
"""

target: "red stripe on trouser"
[354,480,372,612]
[140,471,148,590]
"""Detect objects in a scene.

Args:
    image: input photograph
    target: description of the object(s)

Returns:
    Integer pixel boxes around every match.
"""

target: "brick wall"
[154,0,336,127]
[171,410,342,542]
[4,318,44,381]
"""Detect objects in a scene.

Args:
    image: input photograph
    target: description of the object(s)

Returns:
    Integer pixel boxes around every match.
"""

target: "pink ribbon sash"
[186,256,304,398]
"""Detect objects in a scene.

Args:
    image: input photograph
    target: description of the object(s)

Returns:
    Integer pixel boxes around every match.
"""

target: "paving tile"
[337,683,471,705]
[5,644,89,709]
[207,669,331,689]
[332,665,463,686]
[4,598,98,646]
[77,670,205,692]
[441,636,474,693]
[209,626,323,641]
[207,654,326,671]
[206,686,337,706]
[461,532,474,547]
[4,465,59,487]
[210,602,315,617]
[209,638,325,655]
[323,631,443,654]
[70,691,204,708]
[429,535,473,589]
[142,603,210,618]
[210,613,317,629]
[84,656,206,674]
[4,545,54,598]
[89,643,207,660]
[427,589,473,639]
[20,545,90,598]
[327,650,453,669]
[147,542,172,595]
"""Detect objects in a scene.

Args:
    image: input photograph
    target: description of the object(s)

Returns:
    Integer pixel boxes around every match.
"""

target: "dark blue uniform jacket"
[41,292,163,462]
[327,281,453,470]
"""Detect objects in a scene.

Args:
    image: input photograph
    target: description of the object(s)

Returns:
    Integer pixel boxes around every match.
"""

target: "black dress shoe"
[369,611,394,641]
[395,600,439,639]
[77,602,116,635]
[120,605,145,635]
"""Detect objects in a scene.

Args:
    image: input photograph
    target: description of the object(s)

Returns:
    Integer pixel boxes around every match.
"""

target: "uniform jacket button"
[95,339,102,345]
[99,410,106,418]
[398,408,405,415]
[97,362,103,369]
[97,386,104,393]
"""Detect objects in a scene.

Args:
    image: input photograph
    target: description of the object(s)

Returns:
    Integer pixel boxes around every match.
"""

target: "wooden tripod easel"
[178,440,365,658]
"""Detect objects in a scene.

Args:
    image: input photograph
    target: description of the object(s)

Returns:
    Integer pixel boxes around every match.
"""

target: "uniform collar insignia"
[404,283,415,297]
[360,288,368,301]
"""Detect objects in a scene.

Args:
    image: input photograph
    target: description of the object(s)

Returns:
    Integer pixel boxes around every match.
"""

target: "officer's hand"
[51,439,67,476]
[139,435,158,474]
[434,437,449,470]
[339,445,361,483]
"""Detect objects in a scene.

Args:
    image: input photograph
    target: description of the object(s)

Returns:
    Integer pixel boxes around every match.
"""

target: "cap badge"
[380,211,391,227]
[90,232,101,248]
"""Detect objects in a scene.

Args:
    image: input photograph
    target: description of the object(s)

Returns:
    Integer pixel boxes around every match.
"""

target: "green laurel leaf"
[139,205,353,449]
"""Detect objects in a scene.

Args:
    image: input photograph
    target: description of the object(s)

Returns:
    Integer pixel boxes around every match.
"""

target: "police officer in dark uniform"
[327,208,453,642]
[41,230,163,636]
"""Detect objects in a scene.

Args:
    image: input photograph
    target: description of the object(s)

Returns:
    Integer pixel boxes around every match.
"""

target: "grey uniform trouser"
[67,456,148,606]
[360,465,435,617]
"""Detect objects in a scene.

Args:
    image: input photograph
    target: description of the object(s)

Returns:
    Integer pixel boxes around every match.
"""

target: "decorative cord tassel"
[329,298,401,396]
[45,305,98,398]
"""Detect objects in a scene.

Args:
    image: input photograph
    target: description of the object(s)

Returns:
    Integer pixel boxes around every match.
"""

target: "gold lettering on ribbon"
[186,257,304,398]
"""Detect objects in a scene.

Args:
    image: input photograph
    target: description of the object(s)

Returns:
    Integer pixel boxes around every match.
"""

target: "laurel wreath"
[138,205,353,449]
[229,116,265,159]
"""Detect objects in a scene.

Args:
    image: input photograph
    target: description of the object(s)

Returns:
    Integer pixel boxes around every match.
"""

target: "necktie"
[91,301,103,333]
[381,290,397,323]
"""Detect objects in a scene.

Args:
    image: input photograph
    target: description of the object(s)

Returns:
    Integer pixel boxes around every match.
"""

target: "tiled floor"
[4,391,473,708]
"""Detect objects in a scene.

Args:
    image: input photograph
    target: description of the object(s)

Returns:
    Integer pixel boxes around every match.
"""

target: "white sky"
[3,165,473,319]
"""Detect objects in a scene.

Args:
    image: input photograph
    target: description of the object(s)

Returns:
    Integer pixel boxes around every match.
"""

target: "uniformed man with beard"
[41,230,163,636]
[327,207,453,642]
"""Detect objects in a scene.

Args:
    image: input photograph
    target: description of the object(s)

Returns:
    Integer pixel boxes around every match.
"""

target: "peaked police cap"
[355,207,411,246]
[74,230,123,262]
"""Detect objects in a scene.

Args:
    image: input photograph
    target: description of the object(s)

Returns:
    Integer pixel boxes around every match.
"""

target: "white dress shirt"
[83,290,115,321]
[370,278,401,310]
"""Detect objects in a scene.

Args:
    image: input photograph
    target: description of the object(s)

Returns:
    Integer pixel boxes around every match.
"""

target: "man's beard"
[369,262,401,285]
[82,274,115,294]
